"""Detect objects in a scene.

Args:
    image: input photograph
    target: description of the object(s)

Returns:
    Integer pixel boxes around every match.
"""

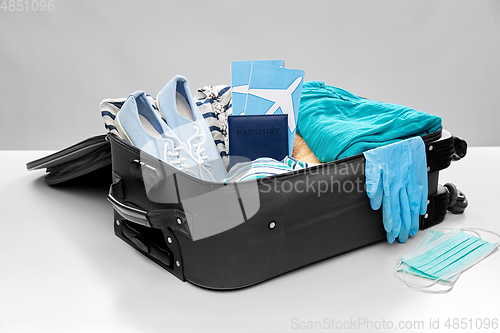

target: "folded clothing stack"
[100,79,441,185]
[100,81,319,183]
[297,81,442,162]
[101,76,227,183]
[224,156,311,183]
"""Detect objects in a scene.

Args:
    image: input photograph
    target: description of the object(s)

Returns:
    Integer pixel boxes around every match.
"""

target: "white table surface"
[1,147,499,333]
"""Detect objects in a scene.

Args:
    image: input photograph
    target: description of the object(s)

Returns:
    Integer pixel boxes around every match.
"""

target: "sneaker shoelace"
[162,128,216,182]
[186,125,216,182]
[163,142,199,178]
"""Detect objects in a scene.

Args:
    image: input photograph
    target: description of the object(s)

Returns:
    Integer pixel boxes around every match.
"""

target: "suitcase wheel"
[444,183,458,207]
[445,183,468,214]
[452,136,467,161]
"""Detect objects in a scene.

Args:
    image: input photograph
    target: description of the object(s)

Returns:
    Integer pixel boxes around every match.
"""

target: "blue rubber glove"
[364,137,428,243]
[381,142,409,243]
[406,138,428,237]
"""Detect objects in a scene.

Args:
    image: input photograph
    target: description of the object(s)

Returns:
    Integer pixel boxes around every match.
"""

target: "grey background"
[1,0,499,150]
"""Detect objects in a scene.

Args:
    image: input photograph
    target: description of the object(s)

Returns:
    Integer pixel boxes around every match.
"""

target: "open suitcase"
[27,125,468,290]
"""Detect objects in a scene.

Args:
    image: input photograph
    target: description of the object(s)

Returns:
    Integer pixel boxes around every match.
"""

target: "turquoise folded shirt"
[297,81,442,162]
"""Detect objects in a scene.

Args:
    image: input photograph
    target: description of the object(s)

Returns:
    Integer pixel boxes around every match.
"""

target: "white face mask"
[394,227,500,294]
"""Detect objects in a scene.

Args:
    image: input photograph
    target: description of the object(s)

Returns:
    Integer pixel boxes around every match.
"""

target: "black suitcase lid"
[26,134,111,185]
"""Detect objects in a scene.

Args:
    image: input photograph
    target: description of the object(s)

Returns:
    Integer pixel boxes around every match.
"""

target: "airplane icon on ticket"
[232,76,303,133]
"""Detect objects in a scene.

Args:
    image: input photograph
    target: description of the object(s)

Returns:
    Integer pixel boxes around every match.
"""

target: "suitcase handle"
[107,187,150,227]
[121,221,172,267]
[107,176,192,236]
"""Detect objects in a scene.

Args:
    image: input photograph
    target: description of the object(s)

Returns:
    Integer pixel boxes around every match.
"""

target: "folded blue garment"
[297,81,442,162]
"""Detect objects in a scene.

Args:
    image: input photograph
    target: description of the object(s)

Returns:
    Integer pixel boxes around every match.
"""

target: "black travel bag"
[27,126,468,290]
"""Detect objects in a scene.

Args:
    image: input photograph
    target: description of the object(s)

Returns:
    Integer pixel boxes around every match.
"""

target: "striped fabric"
[224,157,310,183]
[100,94,164,140]
[194,85,232,170]
[282,156,312,170]
[100,97,126,138]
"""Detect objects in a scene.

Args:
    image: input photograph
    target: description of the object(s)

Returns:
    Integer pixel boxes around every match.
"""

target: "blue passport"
[228,114,289,169]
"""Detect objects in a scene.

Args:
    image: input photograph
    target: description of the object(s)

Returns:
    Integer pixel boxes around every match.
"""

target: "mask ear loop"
[432,227,500,240]
[394,260,456,294]
[429,226,454,233]
[461,227,500,241]
[429,226,476,238]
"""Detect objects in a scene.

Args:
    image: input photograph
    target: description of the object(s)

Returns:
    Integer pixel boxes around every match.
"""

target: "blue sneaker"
[156,75,227,182]
[115,91,212,180]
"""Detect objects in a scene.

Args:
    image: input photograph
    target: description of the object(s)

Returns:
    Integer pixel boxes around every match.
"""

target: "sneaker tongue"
[157,75,199,130]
